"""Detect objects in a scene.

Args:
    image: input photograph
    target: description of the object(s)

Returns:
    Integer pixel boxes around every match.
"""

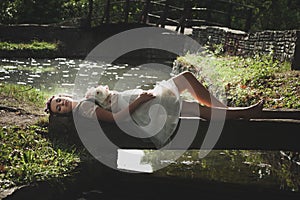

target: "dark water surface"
[1,58,300,199]
[0,58,172,95]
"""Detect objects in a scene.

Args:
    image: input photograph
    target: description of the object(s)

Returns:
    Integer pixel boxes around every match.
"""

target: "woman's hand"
[95,91,155,122]
[136,92,156,104]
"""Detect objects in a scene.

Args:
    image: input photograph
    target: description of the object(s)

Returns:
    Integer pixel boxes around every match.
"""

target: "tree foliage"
[0,0,66,24]
[0,0,299,30]
[232,0,300,30]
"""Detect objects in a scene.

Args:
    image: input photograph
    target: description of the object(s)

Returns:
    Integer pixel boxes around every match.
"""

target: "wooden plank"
[190,118,300,151]
[101,110,300,151]
[147,13,161,19]
[257,109,300,120]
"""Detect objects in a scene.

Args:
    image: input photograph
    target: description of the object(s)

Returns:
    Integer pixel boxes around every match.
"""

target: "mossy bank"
[0,41,61,59]
[174,53,300,109]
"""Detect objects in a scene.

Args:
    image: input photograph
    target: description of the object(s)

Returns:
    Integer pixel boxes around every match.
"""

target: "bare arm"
[95,92,155,122]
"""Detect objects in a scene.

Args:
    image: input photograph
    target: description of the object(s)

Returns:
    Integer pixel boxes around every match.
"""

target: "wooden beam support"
[102,110,300,152]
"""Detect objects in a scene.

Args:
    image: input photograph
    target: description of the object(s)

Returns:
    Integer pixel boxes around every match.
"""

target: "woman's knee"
[173,71,195,92]
[177,71,193,79]
[174,71,194,84]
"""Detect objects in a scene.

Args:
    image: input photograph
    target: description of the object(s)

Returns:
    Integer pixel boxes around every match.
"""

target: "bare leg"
[172,71,227,108]
[181,100,264,120]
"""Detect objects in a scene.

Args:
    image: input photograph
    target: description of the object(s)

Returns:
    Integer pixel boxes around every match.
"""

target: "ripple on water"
[29,74,40,78]
[17,82,27,85]
[3,66,18,70]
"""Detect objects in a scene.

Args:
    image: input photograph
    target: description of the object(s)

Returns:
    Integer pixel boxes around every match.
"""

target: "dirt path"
[0,97,46,127]
[0,109,43,127]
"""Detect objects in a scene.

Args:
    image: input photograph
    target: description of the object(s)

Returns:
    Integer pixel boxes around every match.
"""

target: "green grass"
[0,83,81,189]
[0,125,80,189]
[175,53,300,109]
[0,83,48,114]
[0,41,58,51]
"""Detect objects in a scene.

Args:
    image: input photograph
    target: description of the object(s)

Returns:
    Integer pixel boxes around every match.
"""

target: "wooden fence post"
[226,3,233,28]
[245,7,253,32]
[156,0,170,28]
[85,0,93,28]
[103,0,111,24]
[139,0,151,24]
[205,0,212,24]
[124,0,130,23]
[291,31,300,70]
[176,0,192,34]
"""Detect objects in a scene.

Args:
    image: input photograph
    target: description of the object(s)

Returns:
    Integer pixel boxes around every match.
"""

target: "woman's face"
[50,96,74,114]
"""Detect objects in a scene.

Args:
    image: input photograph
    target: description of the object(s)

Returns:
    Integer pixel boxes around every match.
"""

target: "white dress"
[77,79,182,148]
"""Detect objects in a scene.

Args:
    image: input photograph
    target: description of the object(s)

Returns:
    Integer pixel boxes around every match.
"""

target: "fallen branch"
[0,105,45,116]
[0,105,25,113]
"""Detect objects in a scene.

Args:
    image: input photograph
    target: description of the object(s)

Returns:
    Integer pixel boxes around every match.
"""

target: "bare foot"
[227,100,264,120]
[244,100,264,119]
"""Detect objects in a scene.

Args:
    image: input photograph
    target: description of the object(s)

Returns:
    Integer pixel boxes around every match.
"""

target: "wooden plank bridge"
[100,109,300,152]
[84,0,254,32]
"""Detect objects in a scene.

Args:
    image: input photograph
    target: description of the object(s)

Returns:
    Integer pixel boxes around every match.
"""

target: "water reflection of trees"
[142,150,300,191]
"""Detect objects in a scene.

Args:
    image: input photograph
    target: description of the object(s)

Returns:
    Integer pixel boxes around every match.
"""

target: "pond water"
[1,58,300,196]
[0,58,172,95]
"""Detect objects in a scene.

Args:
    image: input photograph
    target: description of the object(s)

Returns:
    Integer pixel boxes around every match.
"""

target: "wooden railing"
[87,0,254,32]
